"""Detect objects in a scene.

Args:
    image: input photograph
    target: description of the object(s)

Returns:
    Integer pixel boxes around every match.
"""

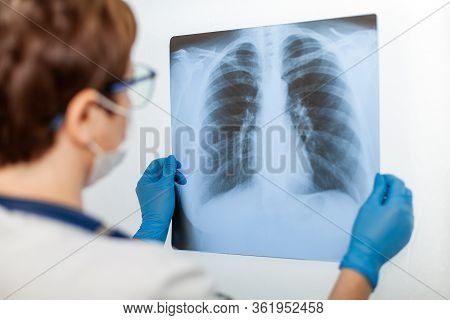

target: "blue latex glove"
[133,155,187,242]
[340,174,414,290]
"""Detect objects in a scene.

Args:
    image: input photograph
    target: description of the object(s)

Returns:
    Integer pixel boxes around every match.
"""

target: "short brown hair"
[0,0,137,165]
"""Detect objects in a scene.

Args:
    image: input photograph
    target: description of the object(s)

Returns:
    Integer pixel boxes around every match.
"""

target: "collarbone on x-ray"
[170,15,379,261]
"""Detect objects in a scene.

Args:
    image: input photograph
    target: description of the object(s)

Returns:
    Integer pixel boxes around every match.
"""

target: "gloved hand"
[134,155,187,242]
[340,174,414,290]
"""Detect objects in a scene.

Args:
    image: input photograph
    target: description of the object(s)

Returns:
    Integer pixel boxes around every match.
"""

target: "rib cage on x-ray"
[201,30,364,203]
[171,15,379,261]
[201,43,261,201]
[281,34,362,201]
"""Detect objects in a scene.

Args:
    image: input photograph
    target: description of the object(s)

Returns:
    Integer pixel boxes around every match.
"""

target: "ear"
[62,88,103,148]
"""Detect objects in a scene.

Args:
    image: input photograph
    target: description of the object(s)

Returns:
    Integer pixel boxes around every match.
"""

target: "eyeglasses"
[104,64,157,110]
[51,64,157,131]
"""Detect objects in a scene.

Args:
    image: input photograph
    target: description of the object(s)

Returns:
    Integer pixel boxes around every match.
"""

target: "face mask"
[86,139,128,186]
[86,96,132,186]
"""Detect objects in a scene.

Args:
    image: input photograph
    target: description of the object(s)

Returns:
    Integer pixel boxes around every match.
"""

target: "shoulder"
[84,237,216,299]
[0,208,215,299]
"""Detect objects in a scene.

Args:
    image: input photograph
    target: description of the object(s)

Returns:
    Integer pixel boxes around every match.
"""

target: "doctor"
[0,0,413,299]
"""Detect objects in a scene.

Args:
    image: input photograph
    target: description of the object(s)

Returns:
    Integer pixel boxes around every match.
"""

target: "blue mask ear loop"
[50,114,65,132]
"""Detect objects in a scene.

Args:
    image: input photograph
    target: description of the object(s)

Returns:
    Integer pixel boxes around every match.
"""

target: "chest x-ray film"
[170,14,379,261]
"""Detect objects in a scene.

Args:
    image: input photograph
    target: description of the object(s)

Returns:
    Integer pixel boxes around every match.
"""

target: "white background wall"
[84,0,450,299]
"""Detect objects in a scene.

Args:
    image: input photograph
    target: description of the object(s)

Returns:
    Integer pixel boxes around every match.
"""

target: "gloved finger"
[144,158,163,175]
[369,173,386,204]
[176,160,182,170]
[401,188,414,213]
[163,155,178,177]
[398,201,414,227]
[383,174,406,191]
[143,158,164,182]
[384,174,406,202]
[404,187,413,200]
[175,170,187,185]
[387,189,414,215]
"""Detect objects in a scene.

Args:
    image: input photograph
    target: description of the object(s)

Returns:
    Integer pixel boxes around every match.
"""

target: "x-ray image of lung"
[170,15,379,261]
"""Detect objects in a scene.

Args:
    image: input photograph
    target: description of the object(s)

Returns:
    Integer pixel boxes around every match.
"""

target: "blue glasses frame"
[105,67,157,94]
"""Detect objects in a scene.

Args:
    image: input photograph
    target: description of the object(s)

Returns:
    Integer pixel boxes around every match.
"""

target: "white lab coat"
[0,206,215,299]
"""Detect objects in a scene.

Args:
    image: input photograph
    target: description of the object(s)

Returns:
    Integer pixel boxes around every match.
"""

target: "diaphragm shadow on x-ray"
[170,14,379,262]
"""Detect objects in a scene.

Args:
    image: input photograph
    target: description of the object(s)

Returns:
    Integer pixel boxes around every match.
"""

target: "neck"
[0,146,86,210]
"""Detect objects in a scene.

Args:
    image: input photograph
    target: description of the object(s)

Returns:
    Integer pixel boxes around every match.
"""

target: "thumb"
[142,158,164,182]
[163,155,178,177]
[368,173,387,205]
